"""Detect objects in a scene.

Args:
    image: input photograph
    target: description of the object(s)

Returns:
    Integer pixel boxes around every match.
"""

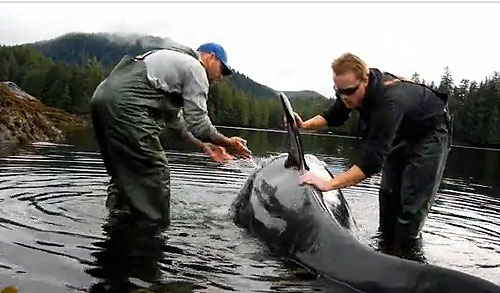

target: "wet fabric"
[320,68,448,177]
[142,48,219,141]
[319,67,452,248]
[378,118,452,243]
[90,55,171,227]
[90,43,222,227]
[90,38,230,227]
[87,214,166,292]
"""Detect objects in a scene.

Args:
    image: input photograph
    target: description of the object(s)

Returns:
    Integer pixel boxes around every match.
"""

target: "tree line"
[0,45,332,130]
[0,45,105,113]
[434,67,500,146]
[1,45,499,146]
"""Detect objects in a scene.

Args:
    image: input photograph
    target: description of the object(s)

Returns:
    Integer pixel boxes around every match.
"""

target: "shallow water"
[0,127,498,292]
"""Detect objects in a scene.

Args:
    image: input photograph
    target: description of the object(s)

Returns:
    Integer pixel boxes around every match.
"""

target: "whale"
[231,92,500,293]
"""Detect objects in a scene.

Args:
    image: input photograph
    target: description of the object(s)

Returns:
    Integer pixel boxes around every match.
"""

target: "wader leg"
[90,56,175,229]
[378,139,406,242]
[109,106,171,228]
[395,122,450,243]
[92,99,171,228]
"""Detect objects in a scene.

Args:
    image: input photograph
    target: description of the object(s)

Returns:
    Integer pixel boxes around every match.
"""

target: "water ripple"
[0,139,498,292]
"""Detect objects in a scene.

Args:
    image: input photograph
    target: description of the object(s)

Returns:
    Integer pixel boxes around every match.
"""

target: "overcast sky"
[1,1,499,98]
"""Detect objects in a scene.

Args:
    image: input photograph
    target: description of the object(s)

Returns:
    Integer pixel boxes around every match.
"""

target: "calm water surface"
[0,127,498,292]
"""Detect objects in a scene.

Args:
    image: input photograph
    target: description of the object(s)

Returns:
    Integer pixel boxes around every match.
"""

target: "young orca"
[231,92,500,293]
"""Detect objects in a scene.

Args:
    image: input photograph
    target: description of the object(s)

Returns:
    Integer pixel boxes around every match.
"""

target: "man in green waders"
[90,42,251,229]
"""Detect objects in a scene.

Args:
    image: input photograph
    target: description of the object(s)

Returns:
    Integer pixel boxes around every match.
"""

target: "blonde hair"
[331,53,369,82]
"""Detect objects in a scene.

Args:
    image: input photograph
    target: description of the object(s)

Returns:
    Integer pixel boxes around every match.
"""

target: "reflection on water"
[87,215,204,293]
[0,127,498,292]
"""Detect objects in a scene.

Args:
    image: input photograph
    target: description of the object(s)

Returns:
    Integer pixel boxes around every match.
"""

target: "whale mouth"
[279,92,309,172]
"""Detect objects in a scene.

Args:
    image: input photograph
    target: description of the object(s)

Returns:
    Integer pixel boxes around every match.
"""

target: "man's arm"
[181,63,251,158]
[181,63,219,142]
[354,99,404,177]
[296,97,351,130]
[296,114,329,130]
[300,165,366,192]
[319,97,352,127]
[166,113,235,149]
[301,96,404,191]
[164,117,234,162]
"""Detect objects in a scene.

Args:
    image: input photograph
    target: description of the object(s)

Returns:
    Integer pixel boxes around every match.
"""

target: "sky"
[1,1,499,98]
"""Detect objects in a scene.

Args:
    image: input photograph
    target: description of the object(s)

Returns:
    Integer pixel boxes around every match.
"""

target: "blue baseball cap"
[198,42,232,76]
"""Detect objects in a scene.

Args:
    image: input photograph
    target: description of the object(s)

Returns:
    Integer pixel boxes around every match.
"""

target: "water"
[0,127,499,292]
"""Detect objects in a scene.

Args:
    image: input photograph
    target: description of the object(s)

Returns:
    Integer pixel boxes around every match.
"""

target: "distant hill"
[229,71,277,99]
[282,90,327,100]
[29,32,170,67]
[3,32,499,144]
[27,33,327,102]
[1,32,352,132]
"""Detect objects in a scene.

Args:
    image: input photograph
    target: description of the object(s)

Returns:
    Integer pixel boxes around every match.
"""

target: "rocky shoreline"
[0,82,88,148]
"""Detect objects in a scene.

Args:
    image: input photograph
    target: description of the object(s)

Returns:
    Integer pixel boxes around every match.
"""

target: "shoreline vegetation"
[1,32,499,150]
[215,125,500,152]
[0,82,87,148]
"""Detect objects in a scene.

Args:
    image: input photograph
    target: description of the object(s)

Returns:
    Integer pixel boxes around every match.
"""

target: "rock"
[0,82,87,146]
[1,81,37,101]
[0,286,18,293]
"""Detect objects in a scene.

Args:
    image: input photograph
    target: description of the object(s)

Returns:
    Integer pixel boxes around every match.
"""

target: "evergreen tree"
[44,79,65,107]
[487,106,500,145]
[21,69,46,98]
[2,38,500,146]
[411,72,421,83]
[0,59,8,80]
[438,66,454,96]
[83,57,105,98]
[60,83,72,109]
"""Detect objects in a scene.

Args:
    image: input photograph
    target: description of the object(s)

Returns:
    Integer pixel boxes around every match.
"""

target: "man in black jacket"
[298,53,452,252]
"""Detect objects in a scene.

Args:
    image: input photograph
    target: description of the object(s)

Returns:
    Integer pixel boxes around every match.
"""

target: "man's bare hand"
[293,112,304,129]
[300,171,332,192]
[226,136,252,159]
[203,143,234,162]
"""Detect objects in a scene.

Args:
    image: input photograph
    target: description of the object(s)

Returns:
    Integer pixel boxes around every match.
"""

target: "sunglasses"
[334,84,361,97]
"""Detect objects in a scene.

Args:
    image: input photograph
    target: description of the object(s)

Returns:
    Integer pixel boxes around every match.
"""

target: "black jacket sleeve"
[355,96,404,177]
[320,97,351,127]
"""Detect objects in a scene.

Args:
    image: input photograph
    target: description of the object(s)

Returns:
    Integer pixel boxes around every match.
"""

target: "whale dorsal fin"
[279,92,309,172]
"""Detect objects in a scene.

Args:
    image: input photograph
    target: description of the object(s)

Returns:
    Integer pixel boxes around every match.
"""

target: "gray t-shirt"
[143,48,219,142]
